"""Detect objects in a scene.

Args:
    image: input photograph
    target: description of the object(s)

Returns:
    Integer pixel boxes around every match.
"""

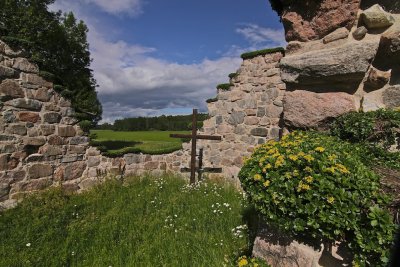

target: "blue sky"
[50,0,285,123]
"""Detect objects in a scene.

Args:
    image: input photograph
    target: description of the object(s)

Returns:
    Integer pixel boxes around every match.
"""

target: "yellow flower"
[284,172,292,179]
[315,147,325,153]
[292,169,299,177]
[297,182,311,192]
[335,164,349,174]
[304,166,313,173]
[324,166,336,174]
[328,154,337,161]
[274,156,285,168]
[305,176,313,183]
[265,163,272,169]
[303,154,314,162]
[253,174,262,181]
[263,180,271,187]
[288,154,299,161]
[238,257,248,267]
[327,196,335,204]
[297,151,306,157]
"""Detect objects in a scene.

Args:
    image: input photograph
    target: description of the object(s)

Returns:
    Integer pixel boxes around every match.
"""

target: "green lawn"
[0,175,260,266]
[90,130,190,156]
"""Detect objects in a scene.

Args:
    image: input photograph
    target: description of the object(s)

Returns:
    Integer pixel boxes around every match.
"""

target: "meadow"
[0,175,262,267]
[90,130,190,157]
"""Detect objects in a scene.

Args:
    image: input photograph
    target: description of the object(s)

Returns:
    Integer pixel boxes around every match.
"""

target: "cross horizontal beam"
[170,134,222,141]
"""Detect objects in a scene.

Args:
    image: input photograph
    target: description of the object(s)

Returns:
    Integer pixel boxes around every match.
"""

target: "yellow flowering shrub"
[238,131,396,266]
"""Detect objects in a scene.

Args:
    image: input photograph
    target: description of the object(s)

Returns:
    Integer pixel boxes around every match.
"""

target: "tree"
[0,0,102,123]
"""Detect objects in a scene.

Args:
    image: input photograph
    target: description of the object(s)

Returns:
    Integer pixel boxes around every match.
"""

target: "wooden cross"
[170,109,222,184]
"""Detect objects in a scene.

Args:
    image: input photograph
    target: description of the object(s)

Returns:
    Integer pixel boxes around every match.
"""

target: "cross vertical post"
[170,109,222,184]
[190,109,198,184]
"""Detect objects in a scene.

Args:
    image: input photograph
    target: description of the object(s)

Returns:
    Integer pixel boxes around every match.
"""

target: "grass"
[90,130,190,157]
[240,47,285,60]
[0,174,259,266]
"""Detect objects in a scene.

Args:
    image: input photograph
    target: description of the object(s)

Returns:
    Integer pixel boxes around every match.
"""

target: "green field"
[0,175,263,266]
[90,130,190,157]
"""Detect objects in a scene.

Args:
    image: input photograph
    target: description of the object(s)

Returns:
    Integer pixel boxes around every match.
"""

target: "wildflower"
[298,151,306,157]
[315,147,325,153]
[288,155,299,161]
[305,176,313,183]
[304,166,313,173]
[274,155,285,168]
[297,182,311,192]
[263,180,270,187]
[238,256,248,267]
[328,154,337,161]
[284,172,292,179]
[303,154,314,162]
[253,174,262,181]
[327,196,335,204]
[292,169,299,177]
[324,166,336,174]
[26,243,31,247]
[335,164,349,174]
[265,163,272,169]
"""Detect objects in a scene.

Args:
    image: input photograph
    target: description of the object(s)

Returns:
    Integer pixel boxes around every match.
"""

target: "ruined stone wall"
[0,39,289,209]
[0,40,92,208]
[193,51,286,182]
[0,40,192,209]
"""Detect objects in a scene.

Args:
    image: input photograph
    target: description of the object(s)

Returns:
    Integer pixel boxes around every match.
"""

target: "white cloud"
[236,24,286,46]
[49,0,243,122]
[86,22,240,122]
[84,0,142,16]
[50,0,142,17]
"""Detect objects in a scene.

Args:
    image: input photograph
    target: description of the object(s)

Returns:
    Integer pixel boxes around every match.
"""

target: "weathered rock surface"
[283,91,356,128]
[374,26,400,69]
[253,226,352,267]
[352,26,368,40]
[382,85,400,109]
[281,0,360,42]
[361,4,395,29]
[0,80,24,99]
[364,67,391,91]
[280,40,380,90]
[322,27,349,44]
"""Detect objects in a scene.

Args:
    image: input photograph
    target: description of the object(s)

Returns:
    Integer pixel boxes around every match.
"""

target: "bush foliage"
[239,131,396,266]
[330,109,400,149]
[240,47,285,60]
[216,83,232,91]
[229,72,238,79]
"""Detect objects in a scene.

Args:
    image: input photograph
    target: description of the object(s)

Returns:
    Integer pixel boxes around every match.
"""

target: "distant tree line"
[0,0,102,123]
[96,114,209,131]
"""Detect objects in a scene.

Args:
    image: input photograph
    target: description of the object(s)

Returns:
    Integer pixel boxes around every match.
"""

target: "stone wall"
[193,51,286,182]
[280,1,400,129]
[0,40,91,208]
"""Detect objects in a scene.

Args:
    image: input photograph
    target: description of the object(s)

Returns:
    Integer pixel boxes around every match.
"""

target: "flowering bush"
[239,131,396,266]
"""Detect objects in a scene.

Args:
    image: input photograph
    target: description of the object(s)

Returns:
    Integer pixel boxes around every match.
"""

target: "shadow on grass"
[241,205,261,256]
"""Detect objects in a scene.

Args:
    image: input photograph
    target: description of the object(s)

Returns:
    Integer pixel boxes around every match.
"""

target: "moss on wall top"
[240,47,285,60]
